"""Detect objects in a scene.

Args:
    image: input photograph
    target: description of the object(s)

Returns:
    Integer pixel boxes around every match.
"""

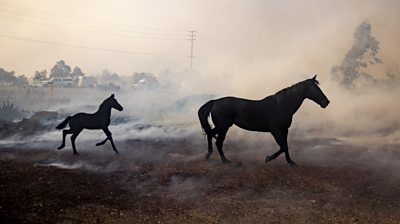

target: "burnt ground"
[1,136,400,223]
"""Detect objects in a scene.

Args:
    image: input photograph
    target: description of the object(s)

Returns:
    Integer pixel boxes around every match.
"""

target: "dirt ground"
[1,136,400,223]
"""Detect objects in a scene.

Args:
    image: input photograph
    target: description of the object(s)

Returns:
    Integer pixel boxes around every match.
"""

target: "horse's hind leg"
[205,128,218,160]
[96,137,108,146]
[205,134,213,160]
[70,129,82,155]
[102,127,119,154]
[58,129,72,150]
[215,129,230,163]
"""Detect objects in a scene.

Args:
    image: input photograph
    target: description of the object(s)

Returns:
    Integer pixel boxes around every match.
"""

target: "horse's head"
[106,94,124,111]
[304,75,330,108]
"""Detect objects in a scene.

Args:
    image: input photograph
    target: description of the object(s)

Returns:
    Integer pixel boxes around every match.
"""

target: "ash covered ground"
[1,132,400,223]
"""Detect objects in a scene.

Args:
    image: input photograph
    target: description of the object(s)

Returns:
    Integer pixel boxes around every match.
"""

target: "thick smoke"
[312,22,400,143]
[331,22,381,88]
[0,18,399,169]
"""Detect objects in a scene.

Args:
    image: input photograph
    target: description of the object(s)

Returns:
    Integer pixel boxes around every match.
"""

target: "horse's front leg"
[267,129,296,166]
[102,127,119,154]
[265,149,284,162]
[96,137,108,146]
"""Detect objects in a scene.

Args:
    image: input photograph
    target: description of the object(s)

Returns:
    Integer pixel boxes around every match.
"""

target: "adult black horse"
[198,75,330,165]
[56,94,123,155]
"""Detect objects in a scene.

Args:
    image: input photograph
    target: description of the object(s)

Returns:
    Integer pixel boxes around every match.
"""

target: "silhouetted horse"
[56,94,123,155]
[198,75,330,165]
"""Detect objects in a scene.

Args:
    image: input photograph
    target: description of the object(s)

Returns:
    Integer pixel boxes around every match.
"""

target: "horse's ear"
[312,74,320,85]
[111,94,115,98]
[312,74,317,80]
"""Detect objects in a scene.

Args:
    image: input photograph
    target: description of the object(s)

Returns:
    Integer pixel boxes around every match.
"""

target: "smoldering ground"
[1,73,400,223]
[2,134,400,223]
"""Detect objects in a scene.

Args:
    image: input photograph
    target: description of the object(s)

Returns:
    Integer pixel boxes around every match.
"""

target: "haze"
[0,0,399,86]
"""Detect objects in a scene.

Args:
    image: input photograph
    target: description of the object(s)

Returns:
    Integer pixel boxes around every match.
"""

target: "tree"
[0,68,17,85]
[331,22,382,88]
[49,60,71,78]
[98,69,120,83]
[33,70,47,83]
[16,75,29,86]
[71,66,85,79]
[0,68,29,86]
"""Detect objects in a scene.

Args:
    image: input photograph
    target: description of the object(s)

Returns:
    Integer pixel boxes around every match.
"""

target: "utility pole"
[188,30,196,70]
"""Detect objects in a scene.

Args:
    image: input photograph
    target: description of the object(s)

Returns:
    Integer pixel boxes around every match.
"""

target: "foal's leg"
[58,129,72,150]
[102,127,119,154]
[70,129,82,155]
[215,129,230,163]
[96,137,108,146]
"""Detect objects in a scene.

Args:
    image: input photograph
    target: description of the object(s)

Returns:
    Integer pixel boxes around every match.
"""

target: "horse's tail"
[198,100,217,138]
[55,116,72,130]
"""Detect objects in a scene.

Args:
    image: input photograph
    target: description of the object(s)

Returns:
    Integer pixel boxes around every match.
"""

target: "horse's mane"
[99,99,107,107]
[98,97,111,111]
[275,80,303,96]
[271,78,319,105]
[274,78,319,97]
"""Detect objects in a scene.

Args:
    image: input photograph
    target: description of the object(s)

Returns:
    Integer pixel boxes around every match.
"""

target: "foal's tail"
[198,100,217,138]
[55,116,72,130]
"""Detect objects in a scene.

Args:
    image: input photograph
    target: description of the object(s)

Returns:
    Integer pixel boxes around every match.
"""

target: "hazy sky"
[0,0,399,79]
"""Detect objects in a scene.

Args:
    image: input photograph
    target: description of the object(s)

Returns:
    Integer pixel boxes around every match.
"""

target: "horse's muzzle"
[321,100,330,108]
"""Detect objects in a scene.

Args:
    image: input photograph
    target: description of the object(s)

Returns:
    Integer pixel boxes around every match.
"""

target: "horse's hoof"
[73,152,80,156]
[205,153,211,160]
[222,159,231,164]
[289,161,297,166]
[265,156,272,163]
[57,145,64,150]
[95,143,101,146]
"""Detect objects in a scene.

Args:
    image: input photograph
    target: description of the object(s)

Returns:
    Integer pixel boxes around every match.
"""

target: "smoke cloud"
[0,1,399,168]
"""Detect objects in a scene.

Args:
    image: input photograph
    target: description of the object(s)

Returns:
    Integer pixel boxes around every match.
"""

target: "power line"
[0,3,200,70]
[0,12,188,41]
[0,10,187,37]
[0,34,188,57]
[188,31,196,69]
[0,3,189,34]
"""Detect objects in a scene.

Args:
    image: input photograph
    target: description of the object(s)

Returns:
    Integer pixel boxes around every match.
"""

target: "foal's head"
[304,75,330,108]
[103,94,124,111]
